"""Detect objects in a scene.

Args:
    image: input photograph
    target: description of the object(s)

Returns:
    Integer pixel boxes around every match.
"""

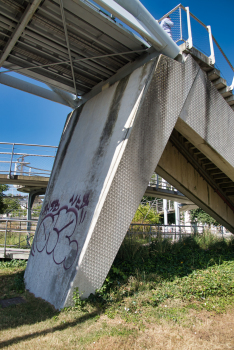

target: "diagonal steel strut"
[59,0,77,97]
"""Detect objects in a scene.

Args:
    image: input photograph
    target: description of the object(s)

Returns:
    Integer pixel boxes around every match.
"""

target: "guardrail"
[127,223,227,241]
[0,218,37,257]
[159,4,234,86]
[149,173,178,192]
[0,142,58,178]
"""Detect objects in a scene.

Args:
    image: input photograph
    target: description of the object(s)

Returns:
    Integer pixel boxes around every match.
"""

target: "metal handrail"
[0,218,37,257]
[0,142,58,178]
[159,4,234,82]
[0,142,57,148]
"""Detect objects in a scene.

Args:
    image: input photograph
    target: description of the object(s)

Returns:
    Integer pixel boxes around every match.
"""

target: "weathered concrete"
[25,53,234,309]
[157,141,234,232]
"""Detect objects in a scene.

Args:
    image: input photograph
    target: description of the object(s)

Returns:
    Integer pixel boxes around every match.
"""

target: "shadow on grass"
[0,309,99,349]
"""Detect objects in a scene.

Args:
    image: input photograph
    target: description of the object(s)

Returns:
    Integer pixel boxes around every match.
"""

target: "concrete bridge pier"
[26,189,42,245]
[24,53,234,310]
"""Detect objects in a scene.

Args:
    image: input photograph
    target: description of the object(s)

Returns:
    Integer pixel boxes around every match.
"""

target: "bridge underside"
[25,53,234,309]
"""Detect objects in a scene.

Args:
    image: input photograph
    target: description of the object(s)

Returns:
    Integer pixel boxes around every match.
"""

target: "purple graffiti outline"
[31,192,90,270]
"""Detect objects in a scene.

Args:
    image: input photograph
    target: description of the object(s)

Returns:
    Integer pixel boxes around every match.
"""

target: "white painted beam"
[0,74,72,107]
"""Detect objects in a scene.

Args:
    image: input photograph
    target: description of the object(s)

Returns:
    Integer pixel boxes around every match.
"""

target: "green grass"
[1,232,234,349]
[85,232,234,319]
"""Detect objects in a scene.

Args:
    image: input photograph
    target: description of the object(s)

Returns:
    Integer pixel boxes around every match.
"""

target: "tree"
[132,203,160,224]
[0,184,9,214]
[0,184,21,215]
[190,208,219,227]
[32,204,42,217]
[4,196,21,216]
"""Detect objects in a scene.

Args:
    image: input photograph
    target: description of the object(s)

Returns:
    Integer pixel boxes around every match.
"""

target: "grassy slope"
[1,232,234,349]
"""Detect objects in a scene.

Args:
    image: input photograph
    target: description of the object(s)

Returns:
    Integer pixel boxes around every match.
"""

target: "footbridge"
[1,0,234,309]
[0,142,194,212]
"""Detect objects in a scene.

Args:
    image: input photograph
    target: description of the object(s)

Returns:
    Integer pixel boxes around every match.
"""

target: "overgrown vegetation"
[190,208,220,226]
[1,232,234,349]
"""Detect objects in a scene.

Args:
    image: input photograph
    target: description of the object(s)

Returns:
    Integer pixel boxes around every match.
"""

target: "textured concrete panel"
[25,54,197,309]
[25,60,156,309]
[176,57,234,181]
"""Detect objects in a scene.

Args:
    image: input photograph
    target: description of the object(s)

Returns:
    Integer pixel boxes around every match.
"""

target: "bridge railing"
[0,142,58,178]
[148,173,178,192]
[0,218,37,256]
[127,223,227,242]
[0,219,228,259]
[159,4,234,86]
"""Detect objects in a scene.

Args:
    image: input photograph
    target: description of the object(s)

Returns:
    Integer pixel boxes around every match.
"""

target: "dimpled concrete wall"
[24,54,205,309]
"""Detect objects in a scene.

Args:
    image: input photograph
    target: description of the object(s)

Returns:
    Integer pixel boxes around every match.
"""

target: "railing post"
[207,25,215,65]
[230,76,234,90]
[8,143,15,178]
[19,223,21,248]
[185,7,193,49]
[4,220,8,258]
[179,6,182,41]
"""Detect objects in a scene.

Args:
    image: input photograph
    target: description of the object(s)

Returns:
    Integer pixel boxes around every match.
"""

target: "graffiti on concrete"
[31,192,90,270]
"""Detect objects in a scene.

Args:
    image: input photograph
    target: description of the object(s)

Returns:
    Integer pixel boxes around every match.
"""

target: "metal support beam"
[47,85,77,109]
[59,0,77,97]
[81,47,160,104]
[175,201,180,226]
[163,199,168,225]
[0,0,42,66]
[0,74,73,107]
[93,0,180,58]
[0,50,146,76]
[27,190,38,247]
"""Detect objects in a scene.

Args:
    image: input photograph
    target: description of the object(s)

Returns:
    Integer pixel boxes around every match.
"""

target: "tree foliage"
[0,185,21,215]
[190,208,219,226]
[132,203,160,224]
[0,184,9,214]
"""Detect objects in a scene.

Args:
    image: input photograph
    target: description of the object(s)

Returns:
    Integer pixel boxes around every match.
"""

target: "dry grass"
[1,307,234,350]
[87,310,234,350]
[1,283,234,350]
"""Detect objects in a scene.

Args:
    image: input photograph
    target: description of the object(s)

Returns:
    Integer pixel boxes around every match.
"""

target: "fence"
[0,218,229,260]
[0,219,37,257]
[159,4,234,86]
[0,142,58,178]
[149,173,177,191]
[127,223,226,242]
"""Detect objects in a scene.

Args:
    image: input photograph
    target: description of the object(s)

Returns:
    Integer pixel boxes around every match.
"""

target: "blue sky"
[0,0,233,147]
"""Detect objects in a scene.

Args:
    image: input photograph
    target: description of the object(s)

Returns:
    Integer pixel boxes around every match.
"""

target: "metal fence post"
[207,25,215,65]
[8,143,15,178]
[4,220,8,258]
[19,224,21,248]
[185,7,193,49]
